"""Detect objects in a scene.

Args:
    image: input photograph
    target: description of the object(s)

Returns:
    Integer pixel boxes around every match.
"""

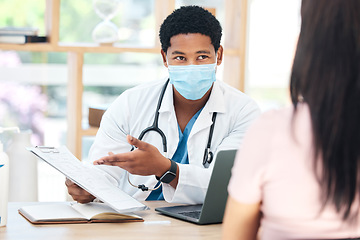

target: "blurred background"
[0,0,301,201]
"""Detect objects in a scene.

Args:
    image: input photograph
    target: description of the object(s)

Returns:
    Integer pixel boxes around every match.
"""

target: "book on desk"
[19,202,143,224]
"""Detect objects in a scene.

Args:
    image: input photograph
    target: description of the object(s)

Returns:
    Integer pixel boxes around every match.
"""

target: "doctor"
[66,5,260,204]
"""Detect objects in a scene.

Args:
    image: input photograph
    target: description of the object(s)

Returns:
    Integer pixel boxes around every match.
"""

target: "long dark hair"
[290,0,360,220]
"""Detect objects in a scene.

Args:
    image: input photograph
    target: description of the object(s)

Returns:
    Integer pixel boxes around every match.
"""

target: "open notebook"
[155,149,236,225]
[19,202,143,224]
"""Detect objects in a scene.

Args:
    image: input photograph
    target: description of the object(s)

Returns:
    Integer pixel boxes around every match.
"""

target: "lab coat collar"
[205,80,227,114]
[158,80,226,137]
[189,80,226,136]
[158,79,174,113]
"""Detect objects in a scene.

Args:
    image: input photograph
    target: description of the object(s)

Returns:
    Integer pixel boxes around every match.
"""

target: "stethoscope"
[128,79,217,191]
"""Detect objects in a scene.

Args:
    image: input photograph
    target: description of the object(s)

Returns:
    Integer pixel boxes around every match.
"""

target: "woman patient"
[222,0,360,239]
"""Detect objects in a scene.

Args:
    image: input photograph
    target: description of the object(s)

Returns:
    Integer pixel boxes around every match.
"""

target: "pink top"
[228,103,360,239]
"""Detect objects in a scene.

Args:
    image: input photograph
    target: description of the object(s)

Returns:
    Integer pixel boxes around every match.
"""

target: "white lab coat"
[87,78,260,204]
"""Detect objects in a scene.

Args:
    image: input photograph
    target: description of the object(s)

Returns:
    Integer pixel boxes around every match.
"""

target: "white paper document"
[27,146,148,213]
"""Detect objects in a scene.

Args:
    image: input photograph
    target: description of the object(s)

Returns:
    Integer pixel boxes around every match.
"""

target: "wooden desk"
[0,201,222,240]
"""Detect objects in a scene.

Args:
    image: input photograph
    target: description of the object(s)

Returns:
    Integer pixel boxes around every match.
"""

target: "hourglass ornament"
[92,0,121,44]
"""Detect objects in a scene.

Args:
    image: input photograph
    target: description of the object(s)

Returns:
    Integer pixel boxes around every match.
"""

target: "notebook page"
[20,203,86,221]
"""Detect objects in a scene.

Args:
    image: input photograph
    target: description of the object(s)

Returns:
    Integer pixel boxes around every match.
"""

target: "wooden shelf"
[0,43,56,52]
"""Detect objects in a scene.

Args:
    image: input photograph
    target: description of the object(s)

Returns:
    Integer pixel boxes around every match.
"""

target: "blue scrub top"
[146,108,203,200]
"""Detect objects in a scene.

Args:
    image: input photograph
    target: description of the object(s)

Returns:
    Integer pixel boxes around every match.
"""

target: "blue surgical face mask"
[168,63,217,100]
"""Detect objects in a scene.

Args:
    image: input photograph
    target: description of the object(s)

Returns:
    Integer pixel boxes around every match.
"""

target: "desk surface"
[0,201,222,240]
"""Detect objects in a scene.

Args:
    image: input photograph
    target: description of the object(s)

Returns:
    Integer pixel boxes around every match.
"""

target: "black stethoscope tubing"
[137,78,216,167]
[137,80,169,153]
[202,112,217,168]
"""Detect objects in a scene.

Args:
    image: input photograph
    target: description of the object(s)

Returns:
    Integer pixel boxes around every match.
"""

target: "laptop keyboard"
[178,211,201,219]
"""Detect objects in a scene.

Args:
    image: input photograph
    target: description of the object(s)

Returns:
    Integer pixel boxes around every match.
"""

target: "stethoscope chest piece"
[203,147,213,168]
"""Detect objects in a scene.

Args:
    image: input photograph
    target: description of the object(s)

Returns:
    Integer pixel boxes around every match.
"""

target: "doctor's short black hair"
[159,5,222,53]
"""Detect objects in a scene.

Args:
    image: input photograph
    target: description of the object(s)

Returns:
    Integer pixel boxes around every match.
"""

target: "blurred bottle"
[7,130,38,202]
[0,127,19,227]
[0,140,9,227]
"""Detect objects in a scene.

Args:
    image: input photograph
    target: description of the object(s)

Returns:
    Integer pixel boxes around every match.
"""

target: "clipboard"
[27,146,148,213]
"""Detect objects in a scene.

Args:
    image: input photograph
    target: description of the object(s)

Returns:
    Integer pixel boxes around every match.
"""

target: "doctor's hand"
[93,135,171,178]
[65,178,96,204]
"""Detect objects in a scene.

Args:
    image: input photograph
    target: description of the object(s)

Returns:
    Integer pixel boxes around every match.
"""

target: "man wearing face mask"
[65,5,260,204]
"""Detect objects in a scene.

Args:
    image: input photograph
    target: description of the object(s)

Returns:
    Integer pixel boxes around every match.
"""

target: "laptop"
[155,149,237,225]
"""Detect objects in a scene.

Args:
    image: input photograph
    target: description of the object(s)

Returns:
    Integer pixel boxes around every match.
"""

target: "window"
[246,0,301,111]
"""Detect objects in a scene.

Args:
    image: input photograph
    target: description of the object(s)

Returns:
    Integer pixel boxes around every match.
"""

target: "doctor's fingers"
[95,155,153,175]
[127,135,150,151]
[96,156,140,170]
[65,180,95,203]
[65,178,83,189]
[93,152,134,165]
[71,192,96,204]
[117,160,157,176]
[65,178,74,186]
